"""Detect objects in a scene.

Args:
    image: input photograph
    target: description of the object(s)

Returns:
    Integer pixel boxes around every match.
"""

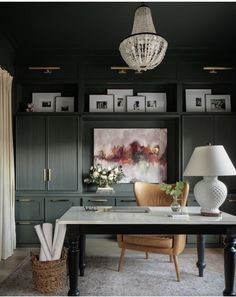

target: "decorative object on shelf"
[107,89,133,112]
[160,181,188,212]
[119,3,168,72]
[32,92,61,112]
[138,92,167,112]
[93,128,167,183]
[185,89,212,112]
[96,186,115,194]
[126,95,145,112]
[55,96,74,112]
[184,144,236,216]
[205,94,231,112]
[26,103,35,112]
[89,94,114,112]
[84,164,124,193]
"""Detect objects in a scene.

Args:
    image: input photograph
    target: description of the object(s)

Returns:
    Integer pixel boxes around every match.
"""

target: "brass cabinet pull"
[44,169,52,181]
[16,221,32,225]
[49,199,70,202]
[48,169,52,181]
[88,199,108,202]
[43,169,47,182]
[119,199,136,203]
[16,199,32,202]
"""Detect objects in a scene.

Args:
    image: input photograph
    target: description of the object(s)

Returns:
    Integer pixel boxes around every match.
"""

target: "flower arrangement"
[84,164,125,187]
[160,181,187,199]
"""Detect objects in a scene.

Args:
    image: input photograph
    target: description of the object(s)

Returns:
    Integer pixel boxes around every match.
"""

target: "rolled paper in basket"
[42,223,53,254]
[52,220,59,254]
[39,248,47,261]
[51,224,66,260]
[34,225,52,261]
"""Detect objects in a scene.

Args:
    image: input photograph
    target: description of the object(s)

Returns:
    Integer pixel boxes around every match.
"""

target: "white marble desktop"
[58,206,236,225]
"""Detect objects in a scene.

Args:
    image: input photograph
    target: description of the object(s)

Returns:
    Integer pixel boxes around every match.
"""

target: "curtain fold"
[0,68,16,260]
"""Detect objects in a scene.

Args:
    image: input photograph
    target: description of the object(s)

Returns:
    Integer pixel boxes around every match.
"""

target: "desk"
[58,206,236,296]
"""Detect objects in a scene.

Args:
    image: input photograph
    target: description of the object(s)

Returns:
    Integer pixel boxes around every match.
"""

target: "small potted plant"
[84,164,124,193]
[160,181,188,212]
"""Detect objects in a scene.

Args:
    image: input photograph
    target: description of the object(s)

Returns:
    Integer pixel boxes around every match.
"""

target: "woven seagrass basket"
[31,248,67,294]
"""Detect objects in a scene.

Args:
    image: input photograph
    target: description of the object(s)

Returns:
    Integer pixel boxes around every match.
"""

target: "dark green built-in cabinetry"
[16,116,78,191]
[14,53,236,245]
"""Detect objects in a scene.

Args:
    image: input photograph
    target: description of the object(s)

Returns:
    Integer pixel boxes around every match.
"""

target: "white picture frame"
[55,96,74,112]
[89,94,114,112]
[185,89,212,112]
[205,94,231,112]
[32,92,61,112]
[138,92,167,112]
[127,96,145,112]
[107,89,133,112]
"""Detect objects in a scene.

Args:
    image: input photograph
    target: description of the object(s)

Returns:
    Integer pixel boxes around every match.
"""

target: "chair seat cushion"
[122,234,173,248]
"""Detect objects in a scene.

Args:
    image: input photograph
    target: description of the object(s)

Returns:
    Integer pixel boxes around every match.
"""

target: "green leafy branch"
[160,181,187,198]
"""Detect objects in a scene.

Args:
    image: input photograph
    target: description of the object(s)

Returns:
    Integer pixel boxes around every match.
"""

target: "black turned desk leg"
[223,233,236,296]
[79,234,86,276]
[196,234,206,277]
[68,237,80,296]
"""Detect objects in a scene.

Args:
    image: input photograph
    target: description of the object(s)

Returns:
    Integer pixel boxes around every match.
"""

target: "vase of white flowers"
[84,164,124,193]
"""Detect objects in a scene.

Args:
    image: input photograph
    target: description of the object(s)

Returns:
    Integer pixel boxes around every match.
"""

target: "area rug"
[0,252,228,296]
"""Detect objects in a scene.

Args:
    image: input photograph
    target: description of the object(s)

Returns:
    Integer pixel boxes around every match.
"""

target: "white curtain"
[0,68,16,260]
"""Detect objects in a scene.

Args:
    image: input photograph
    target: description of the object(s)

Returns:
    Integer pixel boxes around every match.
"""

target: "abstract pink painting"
[94,128,167,183]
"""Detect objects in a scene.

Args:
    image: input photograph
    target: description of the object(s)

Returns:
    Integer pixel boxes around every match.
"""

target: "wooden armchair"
[117,181,189,282]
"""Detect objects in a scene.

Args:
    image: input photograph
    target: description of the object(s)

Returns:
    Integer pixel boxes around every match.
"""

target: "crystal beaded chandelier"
[119,4,168,72]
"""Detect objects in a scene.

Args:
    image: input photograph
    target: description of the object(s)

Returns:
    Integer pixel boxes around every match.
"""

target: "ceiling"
[1,2,236,53]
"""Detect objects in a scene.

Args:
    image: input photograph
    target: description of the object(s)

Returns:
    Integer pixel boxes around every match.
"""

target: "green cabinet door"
[16,221,42,244]
[45,197,80,224]
[47,116,78,191]
[16,116,46,190]
[16,197,44,220]
[16,115,78,191]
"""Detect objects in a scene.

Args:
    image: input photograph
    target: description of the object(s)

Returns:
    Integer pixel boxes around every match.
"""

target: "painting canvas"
[93,128,167,183]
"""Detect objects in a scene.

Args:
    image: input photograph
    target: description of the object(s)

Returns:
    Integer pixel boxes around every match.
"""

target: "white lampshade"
[184,145,236,216]
[184,145,236,177]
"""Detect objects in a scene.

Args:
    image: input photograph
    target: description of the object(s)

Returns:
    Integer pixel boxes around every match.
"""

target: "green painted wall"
[0,33,15,74]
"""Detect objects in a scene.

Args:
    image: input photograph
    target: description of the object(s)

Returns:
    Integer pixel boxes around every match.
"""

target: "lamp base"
[194,176,227,217]
[201,211,222,217]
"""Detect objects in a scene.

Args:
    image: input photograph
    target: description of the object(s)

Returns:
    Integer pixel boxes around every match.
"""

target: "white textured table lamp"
[184,144,236,216]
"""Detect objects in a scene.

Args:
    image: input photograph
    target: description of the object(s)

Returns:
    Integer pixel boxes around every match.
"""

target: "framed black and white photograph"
[127,96,145,112]
[32,92,61,112]
[107,89,133,112]
[185,89,212,112]
[55,96,74,112]
[138,92,167,112]
[89,94,114,112]
[205,94,231,112]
